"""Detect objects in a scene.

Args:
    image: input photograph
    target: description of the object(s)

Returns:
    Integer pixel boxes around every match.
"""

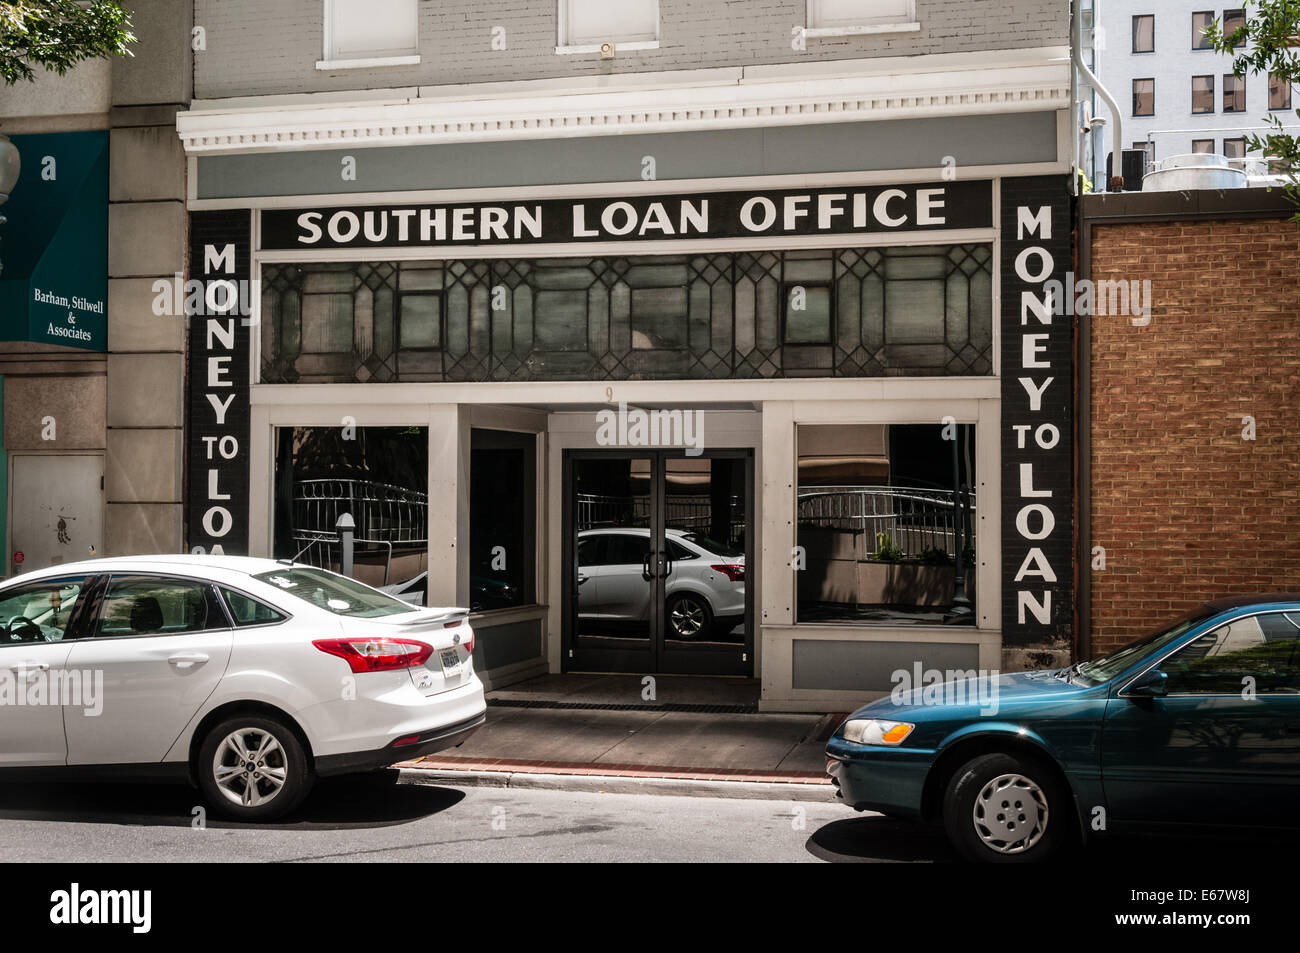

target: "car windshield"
[679,532,743,558]
[1076,607,1218,684]
[253,567,415,618]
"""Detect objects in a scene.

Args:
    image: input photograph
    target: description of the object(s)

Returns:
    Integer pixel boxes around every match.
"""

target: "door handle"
[168,652,209,669]
[8,661,48,677]
[577,573,588,585]
[661,555,673,579]
[642,554,653,581]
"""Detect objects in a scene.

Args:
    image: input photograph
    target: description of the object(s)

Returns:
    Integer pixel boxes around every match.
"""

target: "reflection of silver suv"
[577,528,745,639]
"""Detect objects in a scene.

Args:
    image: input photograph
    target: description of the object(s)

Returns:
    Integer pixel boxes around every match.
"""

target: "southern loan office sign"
[260,181,992,249]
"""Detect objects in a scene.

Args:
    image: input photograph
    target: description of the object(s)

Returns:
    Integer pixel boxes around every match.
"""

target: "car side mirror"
[1126,668,1168,697]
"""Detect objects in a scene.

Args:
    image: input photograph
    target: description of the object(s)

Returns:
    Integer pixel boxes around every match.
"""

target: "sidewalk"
[398,674,846,801]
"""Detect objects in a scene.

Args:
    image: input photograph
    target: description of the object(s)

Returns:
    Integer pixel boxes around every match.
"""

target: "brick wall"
[192,0,1067,99]
[1088,214,1300,654]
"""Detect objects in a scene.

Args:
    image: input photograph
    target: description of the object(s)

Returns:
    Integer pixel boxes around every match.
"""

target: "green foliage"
[872,532,907,563]
[1205,2,1300,220]
[918,546,953,566]
[1,0,134,86]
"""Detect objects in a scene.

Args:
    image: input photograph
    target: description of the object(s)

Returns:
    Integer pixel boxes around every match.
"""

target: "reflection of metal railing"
[293,479,427,544]
[290,479,425,583]
[288,529,396,584]
[575,493,746,545]
[797,485,974,558]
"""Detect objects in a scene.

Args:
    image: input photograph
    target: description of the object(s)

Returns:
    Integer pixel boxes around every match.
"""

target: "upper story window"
[805,0,920,36]
[1192,11,1214,49]
[1269,73,1292,110]
[1132,78,1155,116]
[1191,138,1215,154]
[1222,73,1246,112]
[319,0,419,70]
[1191,75,1215,113]
[1222,8,1246,48]
[1132,14,1154,53]
[558,0,659,53]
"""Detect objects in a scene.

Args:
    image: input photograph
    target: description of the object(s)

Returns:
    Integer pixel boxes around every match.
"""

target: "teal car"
[825,595,1300,862]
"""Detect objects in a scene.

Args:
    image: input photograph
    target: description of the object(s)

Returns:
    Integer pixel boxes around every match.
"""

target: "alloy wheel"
[212,727,289,808]
[669,597,706,639]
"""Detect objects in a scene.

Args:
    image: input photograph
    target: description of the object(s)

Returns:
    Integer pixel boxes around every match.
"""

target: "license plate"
[439,648,461,675]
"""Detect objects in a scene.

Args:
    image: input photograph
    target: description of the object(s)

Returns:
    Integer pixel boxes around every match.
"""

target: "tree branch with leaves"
[1206,1,1300,217]
[1,0,135,86]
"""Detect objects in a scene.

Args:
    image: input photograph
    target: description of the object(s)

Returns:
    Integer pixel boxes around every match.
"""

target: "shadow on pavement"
[0,770,464,830]
[809,813,1300,863]
[807,815,958,863]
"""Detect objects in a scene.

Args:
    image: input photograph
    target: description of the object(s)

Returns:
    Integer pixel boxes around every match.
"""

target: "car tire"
[197,714,314,822]
[666,592,713,641]
[942,751,1070,863]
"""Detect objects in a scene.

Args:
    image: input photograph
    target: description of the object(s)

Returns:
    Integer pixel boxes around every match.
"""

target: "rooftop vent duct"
[1142,153,1247,191]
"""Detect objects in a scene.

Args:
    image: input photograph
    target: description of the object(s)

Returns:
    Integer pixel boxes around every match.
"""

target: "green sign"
[0,131,108,351]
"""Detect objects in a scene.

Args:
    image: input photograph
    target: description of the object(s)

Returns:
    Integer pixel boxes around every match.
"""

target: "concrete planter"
[858,560,955,607]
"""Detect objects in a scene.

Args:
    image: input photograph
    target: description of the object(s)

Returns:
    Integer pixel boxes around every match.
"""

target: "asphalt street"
[0,772,1273,863]
[0,771,940,862]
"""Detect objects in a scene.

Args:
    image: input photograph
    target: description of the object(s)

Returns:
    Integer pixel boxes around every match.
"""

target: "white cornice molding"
[178,47,1071,155]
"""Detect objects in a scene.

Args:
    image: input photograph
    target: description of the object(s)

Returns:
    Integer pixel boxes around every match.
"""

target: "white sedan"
[0,554,485,820]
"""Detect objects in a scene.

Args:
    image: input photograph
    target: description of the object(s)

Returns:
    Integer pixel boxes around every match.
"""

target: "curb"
[398,766,839,803]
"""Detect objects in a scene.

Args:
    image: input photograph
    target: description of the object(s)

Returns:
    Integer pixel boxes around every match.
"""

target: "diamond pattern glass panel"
[260,245,992,383]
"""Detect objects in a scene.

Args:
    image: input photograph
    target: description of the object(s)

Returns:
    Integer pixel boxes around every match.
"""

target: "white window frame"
[803,0,921,38]
[556,0,661,55]
[317,0,421,71]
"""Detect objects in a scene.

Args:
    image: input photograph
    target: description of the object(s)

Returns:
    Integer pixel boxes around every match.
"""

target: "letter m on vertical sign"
[187,212,252,555]
[999,177,1073,648]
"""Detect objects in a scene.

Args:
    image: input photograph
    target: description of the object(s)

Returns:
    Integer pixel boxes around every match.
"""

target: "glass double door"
[564,450,753,676]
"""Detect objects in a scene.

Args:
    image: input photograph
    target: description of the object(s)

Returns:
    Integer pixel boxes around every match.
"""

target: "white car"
[577,527,746,639]
[0,554,485,820]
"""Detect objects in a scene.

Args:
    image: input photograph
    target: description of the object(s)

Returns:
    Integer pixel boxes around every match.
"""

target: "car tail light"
[312,637,434,673]
[461,628,475,656]
[710,564,745,582]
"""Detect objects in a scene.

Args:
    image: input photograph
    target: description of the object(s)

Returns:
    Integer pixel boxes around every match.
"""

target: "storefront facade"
[178,39,1076,709]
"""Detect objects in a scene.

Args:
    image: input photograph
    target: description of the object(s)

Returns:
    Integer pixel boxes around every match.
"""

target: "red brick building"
[1079,189,1300,657]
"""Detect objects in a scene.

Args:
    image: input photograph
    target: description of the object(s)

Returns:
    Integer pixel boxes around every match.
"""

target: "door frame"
[561,447,754,677]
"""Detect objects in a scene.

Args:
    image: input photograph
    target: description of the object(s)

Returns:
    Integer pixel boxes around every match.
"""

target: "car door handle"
[577,573,588,585]
[168,652,209,669]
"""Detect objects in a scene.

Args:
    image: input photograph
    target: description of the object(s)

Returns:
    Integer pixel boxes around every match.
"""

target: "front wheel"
[197,715,314,821]
[942,752,1070,863]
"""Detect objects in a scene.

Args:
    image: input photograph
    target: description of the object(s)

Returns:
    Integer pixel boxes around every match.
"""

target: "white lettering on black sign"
[187,211,251,555]
[260,182,992,250]
[1000,177,1072,644]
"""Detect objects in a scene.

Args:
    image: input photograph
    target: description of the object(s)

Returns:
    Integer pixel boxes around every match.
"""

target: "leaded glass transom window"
[259,245,993,383]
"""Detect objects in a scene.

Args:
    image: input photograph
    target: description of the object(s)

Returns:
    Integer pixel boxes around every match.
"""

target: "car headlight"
[842,718,915,746]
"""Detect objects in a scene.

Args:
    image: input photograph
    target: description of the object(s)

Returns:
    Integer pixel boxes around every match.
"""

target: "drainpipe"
[1072,1,1125,190]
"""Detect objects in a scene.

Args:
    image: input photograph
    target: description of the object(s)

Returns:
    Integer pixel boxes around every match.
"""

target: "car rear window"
[253,567,415,619]
[221,587,288,626]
